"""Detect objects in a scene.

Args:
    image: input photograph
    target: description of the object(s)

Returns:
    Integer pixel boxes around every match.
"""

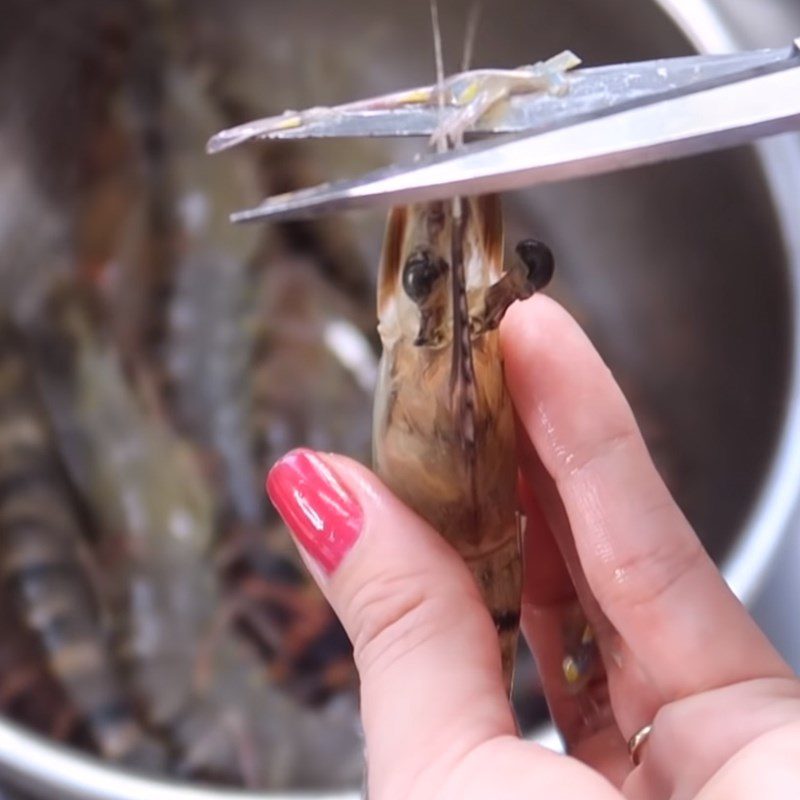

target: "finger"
[625,677,800,799]
[518,470,573,607]
[519,477,603,739]
[266,448,517,798]
[518,445,611,645]
[518,436,657,739]
[519,426,660,737]
[519,475,629,786]
[502,296,792,733]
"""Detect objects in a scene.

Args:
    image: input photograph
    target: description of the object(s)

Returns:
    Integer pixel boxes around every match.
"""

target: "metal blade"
[231,52,800,222]
[211,46,792,147]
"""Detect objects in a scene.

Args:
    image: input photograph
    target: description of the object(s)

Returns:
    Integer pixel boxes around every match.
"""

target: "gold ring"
[627,723,652,766]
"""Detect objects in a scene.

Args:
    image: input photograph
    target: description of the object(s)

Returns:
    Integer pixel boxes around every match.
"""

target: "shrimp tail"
[464,525,522,695]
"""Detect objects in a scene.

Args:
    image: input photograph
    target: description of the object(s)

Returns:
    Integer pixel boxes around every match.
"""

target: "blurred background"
[0,0,798,797]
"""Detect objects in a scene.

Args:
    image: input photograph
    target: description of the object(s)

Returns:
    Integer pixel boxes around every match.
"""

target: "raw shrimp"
[169,245,372,703]
[205,20,576,696]
[242,257,375,700]
[373,196,554,691]
[370,27,579,693]
[164,64,374,703]
[30,285,363,788]
[313,38,571,694]
[0,320,164,767]
[162,88,363,704]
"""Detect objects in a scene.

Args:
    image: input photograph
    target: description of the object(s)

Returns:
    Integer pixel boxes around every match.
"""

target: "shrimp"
[242,257,374,700]
[0,320,165,768]
[169,245,370,704]
[31,284,363,788]
[164,112,364,704]
[203,0,576,718]
[373,195,554,692]
[203,14,576,700]
[165,58,375,703]
[372,29,571,694]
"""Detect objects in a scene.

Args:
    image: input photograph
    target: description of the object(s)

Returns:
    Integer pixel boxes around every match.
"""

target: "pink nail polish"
[266,449,362,574]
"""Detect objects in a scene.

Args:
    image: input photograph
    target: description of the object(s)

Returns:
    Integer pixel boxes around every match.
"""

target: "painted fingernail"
[266,448,362,574]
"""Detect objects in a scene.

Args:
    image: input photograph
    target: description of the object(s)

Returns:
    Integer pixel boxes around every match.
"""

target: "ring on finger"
[627,723,652,766]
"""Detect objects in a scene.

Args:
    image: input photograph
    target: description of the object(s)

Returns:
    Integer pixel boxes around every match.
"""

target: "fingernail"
[266,449,362,575]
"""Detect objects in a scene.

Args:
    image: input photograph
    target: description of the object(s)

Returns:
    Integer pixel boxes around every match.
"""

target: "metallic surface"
[651,0,800,616]
[0,723,334,800]
[700,0,800,672]
[209,47,795,145]
[1,0,799,797]
[627,724,653,767]
[229,43,800,221]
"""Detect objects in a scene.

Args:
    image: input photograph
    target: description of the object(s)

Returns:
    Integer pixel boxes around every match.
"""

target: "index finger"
[501,296,791,728]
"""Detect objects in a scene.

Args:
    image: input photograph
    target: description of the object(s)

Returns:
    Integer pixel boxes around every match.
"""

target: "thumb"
[266,448,517,799]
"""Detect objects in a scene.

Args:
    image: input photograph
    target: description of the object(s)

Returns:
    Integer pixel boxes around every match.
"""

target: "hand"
[266,295,800,800]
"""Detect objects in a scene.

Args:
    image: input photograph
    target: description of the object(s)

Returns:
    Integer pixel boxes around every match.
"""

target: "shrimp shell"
[31,285,364,788]
[0,320,165,768]
[374,195,545,692]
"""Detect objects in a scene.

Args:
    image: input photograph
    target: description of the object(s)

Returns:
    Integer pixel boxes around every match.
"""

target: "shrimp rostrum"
[373,194,553,693]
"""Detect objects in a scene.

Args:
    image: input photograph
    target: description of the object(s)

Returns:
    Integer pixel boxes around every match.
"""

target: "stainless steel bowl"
[1,0,799,797]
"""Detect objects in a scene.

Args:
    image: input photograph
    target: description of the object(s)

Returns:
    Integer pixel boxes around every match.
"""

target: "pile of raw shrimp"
[0,0,384,790]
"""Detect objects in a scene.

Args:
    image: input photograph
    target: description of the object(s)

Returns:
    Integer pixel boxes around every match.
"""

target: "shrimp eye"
[515,238,555,290]
[402,248,447,303]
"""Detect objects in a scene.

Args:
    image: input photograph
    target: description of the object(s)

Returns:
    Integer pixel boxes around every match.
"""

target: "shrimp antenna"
[430,0,447,154]
[461,1,482,72]
[428,4,476,478]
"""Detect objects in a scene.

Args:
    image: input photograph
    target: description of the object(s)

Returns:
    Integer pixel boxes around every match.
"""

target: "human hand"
[266,295,800,800]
